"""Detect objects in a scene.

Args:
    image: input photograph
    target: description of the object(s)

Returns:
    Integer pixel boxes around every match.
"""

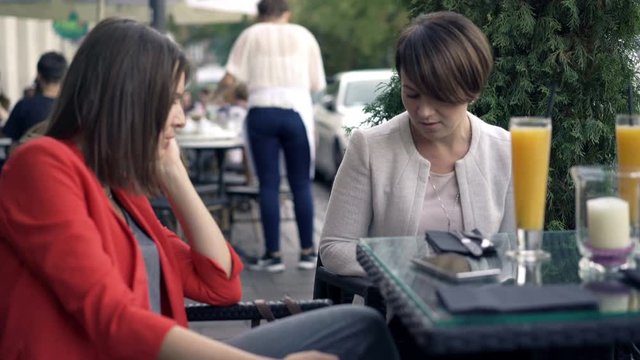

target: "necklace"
[428,175,460,231]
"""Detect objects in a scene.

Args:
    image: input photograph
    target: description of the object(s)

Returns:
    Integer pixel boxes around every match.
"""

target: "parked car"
[314,69,393,180]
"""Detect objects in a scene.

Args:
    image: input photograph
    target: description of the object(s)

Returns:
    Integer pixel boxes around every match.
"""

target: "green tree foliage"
[366,0,640,230]
[168,18,250,65]
[290,0,410,75]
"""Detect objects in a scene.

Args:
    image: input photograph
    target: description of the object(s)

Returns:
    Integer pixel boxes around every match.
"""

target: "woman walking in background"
[215,0,326,272]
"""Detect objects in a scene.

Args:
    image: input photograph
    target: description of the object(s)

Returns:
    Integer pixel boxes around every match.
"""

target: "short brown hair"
[46,17,190,195]
[395,11,493,104]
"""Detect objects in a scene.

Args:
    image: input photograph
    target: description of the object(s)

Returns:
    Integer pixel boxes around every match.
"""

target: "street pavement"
[189,180,333,341]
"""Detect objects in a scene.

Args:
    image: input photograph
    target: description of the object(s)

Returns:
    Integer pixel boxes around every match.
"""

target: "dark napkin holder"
[426,230,470,255]
[437,284,599,314]
[621,269,640,288]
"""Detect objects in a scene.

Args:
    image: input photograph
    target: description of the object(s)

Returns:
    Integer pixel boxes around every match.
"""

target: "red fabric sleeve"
[163,227,244,305]
[0,140,176,359]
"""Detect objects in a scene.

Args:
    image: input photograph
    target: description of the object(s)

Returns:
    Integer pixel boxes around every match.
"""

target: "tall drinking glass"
[508,116,552,261]
[616,114,640,238]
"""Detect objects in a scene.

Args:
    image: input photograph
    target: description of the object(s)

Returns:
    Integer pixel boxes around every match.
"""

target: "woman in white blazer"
[320,11,516,277]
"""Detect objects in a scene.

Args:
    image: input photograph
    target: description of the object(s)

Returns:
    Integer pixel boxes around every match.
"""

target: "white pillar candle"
[598,293,630,313]
[587,196,630,249]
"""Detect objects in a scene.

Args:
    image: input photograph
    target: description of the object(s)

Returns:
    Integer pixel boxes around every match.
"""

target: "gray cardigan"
[319,111,515,276]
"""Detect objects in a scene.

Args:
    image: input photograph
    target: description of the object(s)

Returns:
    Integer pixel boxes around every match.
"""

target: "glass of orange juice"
[508,116,552,261]
[616,114,640,239]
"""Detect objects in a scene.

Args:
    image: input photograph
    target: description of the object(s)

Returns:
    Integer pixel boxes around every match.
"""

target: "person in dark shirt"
[3,51,68,143]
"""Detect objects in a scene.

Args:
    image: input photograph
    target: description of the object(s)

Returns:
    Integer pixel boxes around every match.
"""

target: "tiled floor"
[189,180,332,341]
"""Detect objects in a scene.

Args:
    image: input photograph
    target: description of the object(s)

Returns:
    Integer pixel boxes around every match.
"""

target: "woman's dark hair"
[395,11,493,105]
[257,0,289,19]
[46,17,190,195]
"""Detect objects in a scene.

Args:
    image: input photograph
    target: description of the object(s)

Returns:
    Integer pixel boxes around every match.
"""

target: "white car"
[314,69,393,180]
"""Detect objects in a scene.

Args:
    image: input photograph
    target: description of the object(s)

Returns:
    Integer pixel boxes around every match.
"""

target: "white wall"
[0,16,77,110]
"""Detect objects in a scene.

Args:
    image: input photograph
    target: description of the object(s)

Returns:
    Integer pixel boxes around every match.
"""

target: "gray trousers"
[226,305,400,360]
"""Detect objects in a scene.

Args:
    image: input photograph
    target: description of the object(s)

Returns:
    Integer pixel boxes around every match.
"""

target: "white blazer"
[320,111,515,276]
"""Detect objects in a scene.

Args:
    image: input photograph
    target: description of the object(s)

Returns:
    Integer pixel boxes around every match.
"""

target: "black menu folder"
[437,284,599,314]
[425,230,470,255]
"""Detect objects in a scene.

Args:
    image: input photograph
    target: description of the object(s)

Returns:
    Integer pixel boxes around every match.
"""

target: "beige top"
[225,22,326,177]
[419,171,463,233]
[225,22,326,99]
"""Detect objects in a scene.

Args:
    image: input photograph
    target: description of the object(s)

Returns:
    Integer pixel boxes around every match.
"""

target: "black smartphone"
[411,253,501,282]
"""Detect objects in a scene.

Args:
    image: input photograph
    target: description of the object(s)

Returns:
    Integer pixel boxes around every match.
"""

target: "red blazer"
[0,137,244,359]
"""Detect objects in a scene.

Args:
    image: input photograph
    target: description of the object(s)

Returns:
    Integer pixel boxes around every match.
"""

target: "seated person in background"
[181,89,195,114]
[0,71,10,126]
[191,87,212,120]
[217,83,249,134]
[0,92,9,126]
[0,17,399,360]
[2,51,67,143]
[320,11,515,277]
[21,81,37,98]
[217,84,249,171]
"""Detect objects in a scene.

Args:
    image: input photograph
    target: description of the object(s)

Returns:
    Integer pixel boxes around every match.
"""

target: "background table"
[177,134,244,196]
[357,232,640,357]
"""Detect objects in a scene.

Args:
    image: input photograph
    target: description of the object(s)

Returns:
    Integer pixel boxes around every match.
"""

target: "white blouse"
[225,22,326,103]
[225,21,326,177]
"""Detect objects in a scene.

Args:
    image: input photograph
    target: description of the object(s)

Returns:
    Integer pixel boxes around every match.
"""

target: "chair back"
[313,255,386,315]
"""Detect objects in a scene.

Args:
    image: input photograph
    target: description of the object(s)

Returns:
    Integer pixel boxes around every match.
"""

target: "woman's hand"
[156,137,191,192]
[156,136,233,276]
[283,351,338,360]
[157,137,185,177]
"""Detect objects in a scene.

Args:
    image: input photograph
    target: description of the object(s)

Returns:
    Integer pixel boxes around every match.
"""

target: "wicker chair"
[312,257,385,315]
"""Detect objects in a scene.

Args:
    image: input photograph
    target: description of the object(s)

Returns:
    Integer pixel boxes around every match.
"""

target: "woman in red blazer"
[0,16,397,360]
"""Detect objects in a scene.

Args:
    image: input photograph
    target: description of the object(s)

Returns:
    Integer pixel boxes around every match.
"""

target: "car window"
[326,80,340,96]
[343,79,386,107]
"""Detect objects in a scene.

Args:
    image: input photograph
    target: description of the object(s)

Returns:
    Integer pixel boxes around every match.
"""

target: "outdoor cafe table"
[356,232,640,357]
[176,134,244,197]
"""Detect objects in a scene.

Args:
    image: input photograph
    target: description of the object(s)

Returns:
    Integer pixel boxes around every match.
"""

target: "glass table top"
[358,231,640,328]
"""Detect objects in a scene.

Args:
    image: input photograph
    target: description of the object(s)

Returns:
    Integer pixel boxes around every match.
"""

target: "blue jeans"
[226,305,400,359]
[246,107,314,254]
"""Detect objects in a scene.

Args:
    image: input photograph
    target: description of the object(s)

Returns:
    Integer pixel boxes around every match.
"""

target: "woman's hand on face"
[283,351,338,360]
[157,137,185,177]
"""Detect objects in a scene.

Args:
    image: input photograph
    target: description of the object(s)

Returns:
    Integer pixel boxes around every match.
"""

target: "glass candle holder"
[570,166,640,273]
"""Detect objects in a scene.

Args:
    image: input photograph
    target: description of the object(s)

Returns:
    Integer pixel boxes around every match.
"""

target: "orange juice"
[616,125,640,224]
[511,126,551,230]
[617,125,640,170]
